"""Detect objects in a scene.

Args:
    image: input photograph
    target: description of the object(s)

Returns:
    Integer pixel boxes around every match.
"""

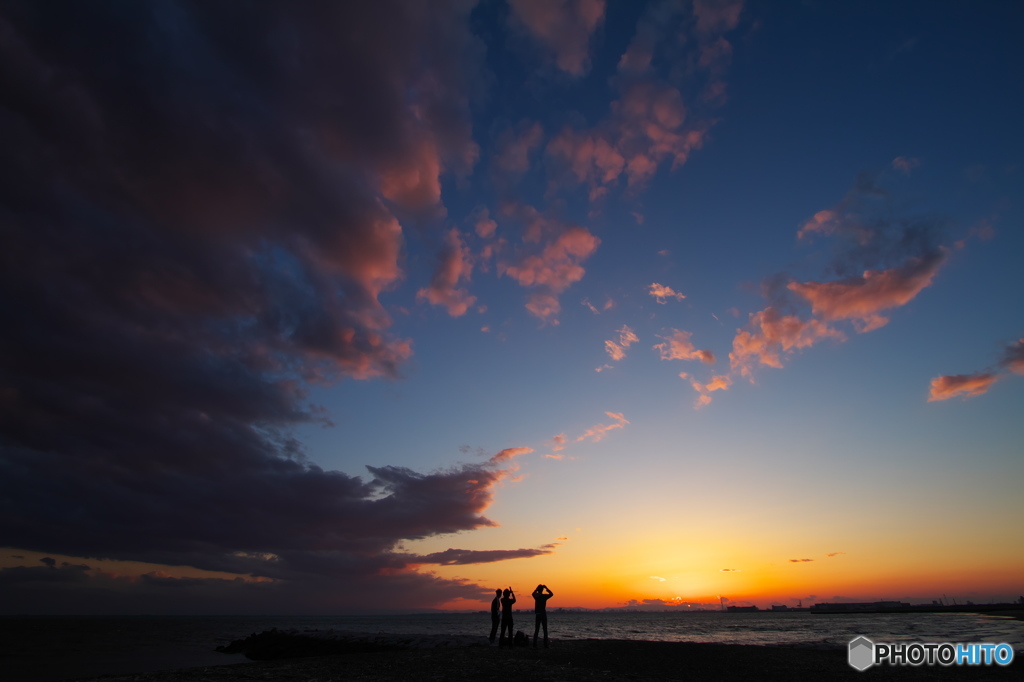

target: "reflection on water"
[2,611,1022,681]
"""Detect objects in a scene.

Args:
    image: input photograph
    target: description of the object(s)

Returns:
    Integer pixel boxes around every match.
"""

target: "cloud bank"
[0,0,555,613]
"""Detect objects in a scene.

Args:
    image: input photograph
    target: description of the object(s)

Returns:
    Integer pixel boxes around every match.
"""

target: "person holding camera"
[499,586,516,646]
[532,583,554,648]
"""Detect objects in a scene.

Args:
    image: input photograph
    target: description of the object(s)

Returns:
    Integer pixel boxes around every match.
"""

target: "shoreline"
[65,637,1018,681]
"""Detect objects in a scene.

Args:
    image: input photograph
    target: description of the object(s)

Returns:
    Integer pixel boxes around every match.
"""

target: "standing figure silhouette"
[499,587,516,646]
[532,584,554,647]
[489,588,501,643]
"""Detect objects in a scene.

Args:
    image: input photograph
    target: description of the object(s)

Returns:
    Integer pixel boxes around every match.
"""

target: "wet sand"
[68,638,1019,681]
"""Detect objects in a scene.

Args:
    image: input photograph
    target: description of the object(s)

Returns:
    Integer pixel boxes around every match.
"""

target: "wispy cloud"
[576,412,630,443]
[789,559,814,563]
[654,329,716,364]
[649,283,686,303]
[490,447,535,463]
[689,374,733,408]
[826,552,846,557]
[692,375,732,393]
[604,325,640,361]
[720,568,741,572]
[650,576,667,582]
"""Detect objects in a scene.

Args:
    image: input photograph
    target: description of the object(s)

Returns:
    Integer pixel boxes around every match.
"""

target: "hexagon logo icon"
[848,636,874,671]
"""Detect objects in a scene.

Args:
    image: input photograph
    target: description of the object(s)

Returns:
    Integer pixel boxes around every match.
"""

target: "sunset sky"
[1,0,1022,615]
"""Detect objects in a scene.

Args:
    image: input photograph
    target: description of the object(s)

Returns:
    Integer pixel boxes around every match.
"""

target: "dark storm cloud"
[0,561,90,586]
[0,0,536,611]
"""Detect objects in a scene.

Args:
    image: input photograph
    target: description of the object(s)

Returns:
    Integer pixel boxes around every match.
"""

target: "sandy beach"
[65,638,1019,682]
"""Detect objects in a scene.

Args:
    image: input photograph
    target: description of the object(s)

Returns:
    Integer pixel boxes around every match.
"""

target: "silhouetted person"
[489,588,501,643]
[499,587,516,645]
[532,583,553,647]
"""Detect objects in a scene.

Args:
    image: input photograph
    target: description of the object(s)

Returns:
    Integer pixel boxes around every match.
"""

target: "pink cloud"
[788,251,947,332]
[524,292,562,324]
[545,83,708,198]
[416,228,477,317]
[473,207,497,239]
[605,325,639,361]
[648,283,686,303]
[604,341,626,361]
[927,338,1024,402]
[500,209,601,323]
[550,434,567,452]
[689,374,731,409]
[654,329,716,364]
[692,374,732,393]
[541,1,740,202]
[796,209,841,240]
[546,128,626,188]
[508,0,606,76]
[730,308,846,376]
[576,411,630,443]
[490,447,535,463]
[502,228,600,290]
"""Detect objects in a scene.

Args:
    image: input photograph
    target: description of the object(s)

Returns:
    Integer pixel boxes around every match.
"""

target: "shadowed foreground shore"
[68,638,1019,681]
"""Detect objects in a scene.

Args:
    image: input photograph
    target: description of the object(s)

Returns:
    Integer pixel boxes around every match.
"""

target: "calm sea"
[2,611,1022,681]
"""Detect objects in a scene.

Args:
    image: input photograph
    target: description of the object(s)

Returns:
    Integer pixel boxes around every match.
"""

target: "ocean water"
[3,611,1022,681]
